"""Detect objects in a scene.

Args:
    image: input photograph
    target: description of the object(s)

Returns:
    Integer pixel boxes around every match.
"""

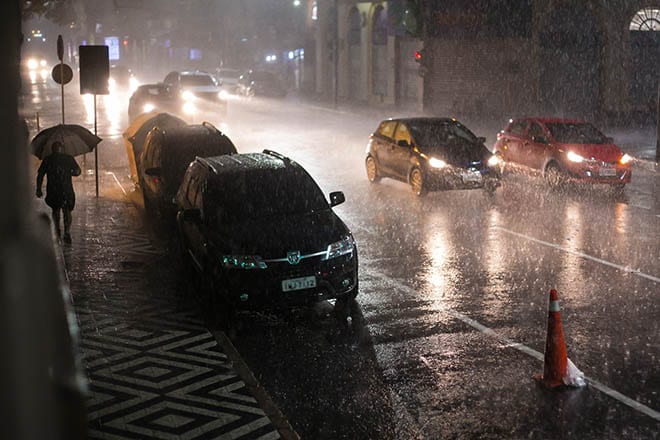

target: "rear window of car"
[208,168,328,223]
[545,122,608,144]
[508,120,528,136]
[376,121,397,139]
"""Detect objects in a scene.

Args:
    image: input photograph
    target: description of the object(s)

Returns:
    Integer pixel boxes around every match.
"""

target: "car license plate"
[461,171,482,183]
[282,276,316,292]
[599,167,616,177]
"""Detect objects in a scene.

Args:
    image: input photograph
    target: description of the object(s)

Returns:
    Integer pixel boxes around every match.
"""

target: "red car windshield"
[545,122,609,144]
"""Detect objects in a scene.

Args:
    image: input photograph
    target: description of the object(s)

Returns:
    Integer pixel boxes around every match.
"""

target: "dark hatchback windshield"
[409,120,479,148]
[209,169,329,223]
[546,122,608,144]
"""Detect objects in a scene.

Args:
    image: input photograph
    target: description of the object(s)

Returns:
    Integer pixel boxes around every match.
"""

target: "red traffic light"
[414,50,423,62]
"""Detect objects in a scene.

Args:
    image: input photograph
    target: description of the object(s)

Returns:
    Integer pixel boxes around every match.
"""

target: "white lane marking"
[369,271,660,422]
[492,226,660,284]
[107,171,127,196]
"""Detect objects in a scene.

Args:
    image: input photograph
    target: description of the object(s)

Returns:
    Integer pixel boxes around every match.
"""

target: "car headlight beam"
[619,153,632,165]
[322,236,355,261]
[567,151,585,163]
[222,255,267,270]
[487,155,501,167]
[143,103,155,113]
[429,157,447,169]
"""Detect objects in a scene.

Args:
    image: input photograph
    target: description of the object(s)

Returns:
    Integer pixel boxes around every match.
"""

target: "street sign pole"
[57,35,64,124]
[94,93,99,197]
[656,82,660,161]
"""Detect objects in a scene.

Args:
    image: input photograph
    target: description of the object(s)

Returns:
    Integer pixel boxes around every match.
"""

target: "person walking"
[36,140,81,243]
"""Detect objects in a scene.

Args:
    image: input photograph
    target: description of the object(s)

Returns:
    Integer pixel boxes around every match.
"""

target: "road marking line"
[492,226,660,284]
[107,171,127,196]
[369,271,660,422]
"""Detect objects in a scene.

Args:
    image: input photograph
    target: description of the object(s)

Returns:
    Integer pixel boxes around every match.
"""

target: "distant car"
[236,69,286,98]
[139,122,237,218]
[493,118,632,189]
[365,117,501,196]
[176,150,358,330]
[109,65,139,93]
[128,83,186,121]
[163,70,227,114]
[215,68,242,95]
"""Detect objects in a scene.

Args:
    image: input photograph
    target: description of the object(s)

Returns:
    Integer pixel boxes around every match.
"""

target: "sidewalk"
[61,172,295,439]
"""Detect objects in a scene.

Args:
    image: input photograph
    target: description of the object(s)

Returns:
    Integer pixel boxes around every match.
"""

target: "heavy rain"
[2,0,660,439]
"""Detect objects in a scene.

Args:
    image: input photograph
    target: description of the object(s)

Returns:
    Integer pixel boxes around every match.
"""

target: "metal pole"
[60,61,65,124]
[94,94,99,197]
[656,82,660,161]
[333,0,338,110]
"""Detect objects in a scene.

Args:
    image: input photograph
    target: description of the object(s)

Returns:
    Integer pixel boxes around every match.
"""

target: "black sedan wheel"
[410,168,427,196]
[365,156,380,183]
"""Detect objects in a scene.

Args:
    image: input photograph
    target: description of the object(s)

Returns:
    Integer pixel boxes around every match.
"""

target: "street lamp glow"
[293,0,301,6]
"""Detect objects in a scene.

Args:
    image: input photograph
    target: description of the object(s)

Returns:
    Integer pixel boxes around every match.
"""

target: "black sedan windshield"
[210,170,329,223]
[546,122,608,144]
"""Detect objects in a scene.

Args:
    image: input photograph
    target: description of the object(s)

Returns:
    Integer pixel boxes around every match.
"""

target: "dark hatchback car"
[493,117,632,189]
[236,69,286,98]
[176,150,358,327]
[365,117,501,196]
[139,122,237,218]
[128,83,184,122]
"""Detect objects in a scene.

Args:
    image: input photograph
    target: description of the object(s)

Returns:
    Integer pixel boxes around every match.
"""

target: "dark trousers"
[51,207,72,236]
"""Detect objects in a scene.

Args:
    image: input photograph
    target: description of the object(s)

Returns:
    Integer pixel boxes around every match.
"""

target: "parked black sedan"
[365,117,501,196]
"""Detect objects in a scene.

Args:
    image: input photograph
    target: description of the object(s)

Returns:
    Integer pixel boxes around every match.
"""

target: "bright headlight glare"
[182,90,195,101]
[322,236,354,261]
[183,102,196,114]
[429,157,447,169]
[567,151,584,163]
[619,153,632,165]
[143,103,155,113]
[27,58,38,70]
[40,59,47,67]
[222,255,267,270]
[487,155,501,167]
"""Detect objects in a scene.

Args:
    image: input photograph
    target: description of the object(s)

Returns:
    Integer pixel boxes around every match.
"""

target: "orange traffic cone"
[538,289,586,388]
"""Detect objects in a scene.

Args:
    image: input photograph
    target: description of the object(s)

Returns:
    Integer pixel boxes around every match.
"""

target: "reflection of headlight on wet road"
[143,103,155,113]
[183,101,196,114]
[182,91,195,101]
[40,69,49,80]
[129,77,140,93]
[108,77,117,92]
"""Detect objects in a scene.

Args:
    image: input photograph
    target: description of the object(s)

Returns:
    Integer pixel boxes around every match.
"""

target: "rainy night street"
[22,78,660,439]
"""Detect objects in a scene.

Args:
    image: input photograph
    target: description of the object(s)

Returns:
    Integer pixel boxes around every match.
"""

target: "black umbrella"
[31,124,102,159]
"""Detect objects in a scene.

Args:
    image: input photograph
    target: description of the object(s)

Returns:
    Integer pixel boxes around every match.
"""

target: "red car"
[493,118,632,189]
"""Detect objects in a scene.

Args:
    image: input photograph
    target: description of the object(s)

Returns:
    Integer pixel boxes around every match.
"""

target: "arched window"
[630,8,660,31]
[348,7,361,45]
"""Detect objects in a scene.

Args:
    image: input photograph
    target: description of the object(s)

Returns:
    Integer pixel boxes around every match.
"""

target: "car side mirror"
[145,167,162,177]
[180,208,202,223]
[397,140,409,148]
[477,136,486,144]
[329,191,345,207]
[533,136,549,144]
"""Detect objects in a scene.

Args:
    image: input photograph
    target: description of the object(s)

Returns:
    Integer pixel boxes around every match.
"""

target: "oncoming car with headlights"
[128,83,186,121]
[163,70,227,115]
[365,117,501,196]
[176,150,358,330]
[493,117,632,189]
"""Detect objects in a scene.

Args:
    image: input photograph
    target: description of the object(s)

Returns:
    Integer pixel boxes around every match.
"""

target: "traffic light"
[414,48,428,77]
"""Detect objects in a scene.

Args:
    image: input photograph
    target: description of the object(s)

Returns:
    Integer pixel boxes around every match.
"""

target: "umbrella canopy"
[122,112,188,185]
[31,124,102,159]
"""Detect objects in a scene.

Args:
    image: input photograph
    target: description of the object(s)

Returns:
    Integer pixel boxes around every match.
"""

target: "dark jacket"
[37,152,81,210]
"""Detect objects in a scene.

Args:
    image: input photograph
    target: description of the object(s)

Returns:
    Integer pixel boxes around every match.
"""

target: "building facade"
[312,0,660,122]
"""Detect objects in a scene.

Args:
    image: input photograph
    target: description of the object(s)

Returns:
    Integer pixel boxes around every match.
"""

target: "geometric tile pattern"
[64,177,281,439]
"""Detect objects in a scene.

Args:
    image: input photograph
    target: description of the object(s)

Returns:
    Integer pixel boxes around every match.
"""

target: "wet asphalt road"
[23,80,660,439]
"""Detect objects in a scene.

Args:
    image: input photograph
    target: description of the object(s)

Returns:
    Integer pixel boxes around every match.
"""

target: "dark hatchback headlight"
[322,235,355,261]
[222,255,267,269]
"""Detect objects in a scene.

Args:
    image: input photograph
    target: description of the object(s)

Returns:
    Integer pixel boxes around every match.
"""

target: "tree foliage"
[21,0,86,30]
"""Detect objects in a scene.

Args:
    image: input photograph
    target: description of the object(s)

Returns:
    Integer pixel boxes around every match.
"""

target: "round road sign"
[52,63,73,85]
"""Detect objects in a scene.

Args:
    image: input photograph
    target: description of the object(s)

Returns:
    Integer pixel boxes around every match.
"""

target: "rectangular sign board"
[79,45,109,95]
